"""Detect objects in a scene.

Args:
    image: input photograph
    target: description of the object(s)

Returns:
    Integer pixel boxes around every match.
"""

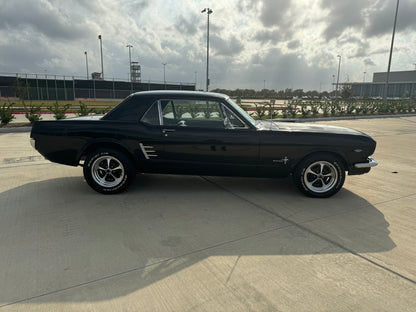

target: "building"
[352,70,416,99]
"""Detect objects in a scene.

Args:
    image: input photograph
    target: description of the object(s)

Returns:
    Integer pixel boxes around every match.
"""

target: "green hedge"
[246,99,416,119]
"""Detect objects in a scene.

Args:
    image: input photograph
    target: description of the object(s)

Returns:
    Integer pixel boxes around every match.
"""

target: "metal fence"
[0,73,196,101]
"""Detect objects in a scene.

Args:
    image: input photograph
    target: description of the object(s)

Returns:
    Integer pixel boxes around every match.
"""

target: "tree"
[12,79,30,101]
[12,79,42,124]
[341,85,353,99]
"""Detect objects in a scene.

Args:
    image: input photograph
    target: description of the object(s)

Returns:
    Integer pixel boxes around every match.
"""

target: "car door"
[141,98,259,176]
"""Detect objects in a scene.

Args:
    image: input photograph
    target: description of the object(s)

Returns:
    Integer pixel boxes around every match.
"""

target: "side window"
[141,101,160,125]
[161,100,225,129]
[140,99,248,129]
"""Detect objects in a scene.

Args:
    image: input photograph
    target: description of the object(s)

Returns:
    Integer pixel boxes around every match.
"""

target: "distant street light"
[201,8,213,92]
[126,44,133,82]
[363,71,367,82]
[162,63,167,89]
[384,0,400,103]
[84,51,89,80]
[335,55,341,100]
[98,35,104,79]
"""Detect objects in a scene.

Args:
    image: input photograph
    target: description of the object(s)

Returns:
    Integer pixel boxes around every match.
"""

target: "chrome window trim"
[155,98,250,130]
[225,97,257,128]
[157,100,163,126]
[221,103,249,130]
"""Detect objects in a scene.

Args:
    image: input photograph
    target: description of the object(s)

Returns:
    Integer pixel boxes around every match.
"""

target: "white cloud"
[0,0,415,91]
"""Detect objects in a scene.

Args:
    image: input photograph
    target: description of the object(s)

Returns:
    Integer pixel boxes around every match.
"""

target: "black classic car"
[30,91,378,197]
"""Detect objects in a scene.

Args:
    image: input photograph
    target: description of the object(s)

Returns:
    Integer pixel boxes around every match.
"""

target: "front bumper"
[354,156,378,169]
[348,156,378,175]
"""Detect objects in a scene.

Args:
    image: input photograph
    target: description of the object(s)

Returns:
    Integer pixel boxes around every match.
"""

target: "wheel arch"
[291,150,348,174]
[77,139,137,168]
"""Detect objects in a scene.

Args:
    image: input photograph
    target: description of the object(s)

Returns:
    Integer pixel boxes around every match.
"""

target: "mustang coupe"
[30,91,377,197]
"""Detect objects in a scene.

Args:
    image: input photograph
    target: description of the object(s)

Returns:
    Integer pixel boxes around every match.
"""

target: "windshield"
[226,98,257,128]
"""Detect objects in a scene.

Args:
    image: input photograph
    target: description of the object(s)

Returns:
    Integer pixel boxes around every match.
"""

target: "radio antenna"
[269,100,274,131]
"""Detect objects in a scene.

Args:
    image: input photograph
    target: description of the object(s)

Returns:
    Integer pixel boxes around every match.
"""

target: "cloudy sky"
[0,0,415,91]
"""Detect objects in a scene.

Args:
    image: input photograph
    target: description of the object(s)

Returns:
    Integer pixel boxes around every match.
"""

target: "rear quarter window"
[103,95,156,121]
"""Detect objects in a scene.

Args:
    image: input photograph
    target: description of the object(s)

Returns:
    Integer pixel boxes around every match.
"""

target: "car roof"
[131,90,230,100]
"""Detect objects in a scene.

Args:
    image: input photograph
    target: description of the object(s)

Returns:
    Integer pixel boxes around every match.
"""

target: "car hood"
[257,120,367,136]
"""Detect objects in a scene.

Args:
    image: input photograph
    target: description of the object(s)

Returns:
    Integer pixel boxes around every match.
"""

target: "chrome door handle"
[162,129,176,136]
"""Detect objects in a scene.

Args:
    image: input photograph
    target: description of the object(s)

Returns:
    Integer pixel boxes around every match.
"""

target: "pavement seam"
[370,193,416,207]
[372,132,416,138]
[200,176,416,286]
[0,163,52,170]
[400,117,416,124]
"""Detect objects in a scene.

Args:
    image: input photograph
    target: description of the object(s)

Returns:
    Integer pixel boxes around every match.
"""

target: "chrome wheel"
[303,161,338,194]
[91,155,125,188]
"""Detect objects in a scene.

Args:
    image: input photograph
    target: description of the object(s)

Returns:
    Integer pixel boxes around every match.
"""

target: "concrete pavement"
[0,117,415,311]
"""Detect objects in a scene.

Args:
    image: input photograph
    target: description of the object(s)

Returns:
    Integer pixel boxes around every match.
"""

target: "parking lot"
[0,116,415,311]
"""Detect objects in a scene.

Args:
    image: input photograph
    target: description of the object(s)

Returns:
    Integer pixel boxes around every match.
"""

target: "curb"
[280,113,416,123]
[0,126,32,133]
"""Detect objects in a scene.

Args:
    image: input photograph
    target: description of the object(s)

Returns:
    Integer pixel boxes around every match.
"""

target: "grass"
[0,122,31,128]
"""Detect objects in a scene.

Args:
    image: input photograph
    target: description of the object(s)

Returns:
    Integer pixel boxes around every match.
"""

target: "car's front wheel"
[293,153,345,198]
[83,148,135,194]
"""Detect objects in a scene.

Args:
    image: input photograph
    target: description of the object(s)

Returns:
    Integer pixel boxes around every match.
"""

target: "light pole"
[201,8,213,92]
[194,71,198,89]
[84,51,89,80]
[384,0,399,103]
[162,63,167,89]
[335,55,341,100]
[361,72,367,98]
[45,70,49,100]
[98,35,104,79]
[126,44,133,81]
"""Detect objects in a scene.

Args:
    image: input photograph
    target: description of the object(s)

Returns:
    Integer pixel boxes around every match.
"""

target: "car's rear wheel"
[293,153,345,198]
[83,148,135,194]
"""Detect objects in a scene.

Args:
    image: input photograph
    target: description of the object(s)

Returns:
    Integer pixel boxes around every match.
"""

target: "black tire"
[83,148,135,194]
[293,153,345,198]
